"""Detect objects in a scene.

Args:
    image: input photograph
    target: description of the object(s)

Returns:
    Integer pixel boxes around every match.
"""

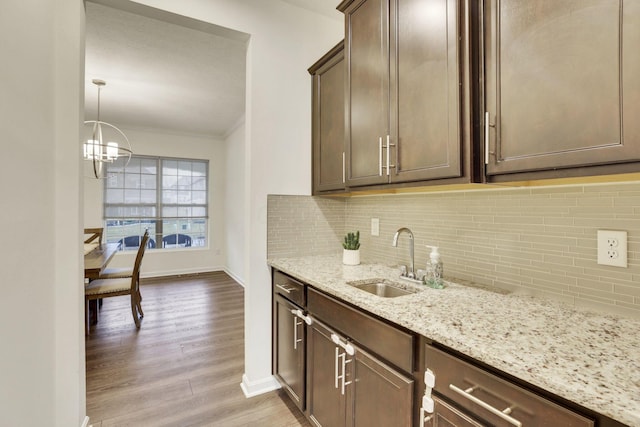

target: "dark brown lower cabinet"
[423,344,594,427]
[307,320,347,427]
[428,396,485,427]
[273,294,306,410]
[273,269,625,427]
[307,319,414,427]
[352,347,414,427]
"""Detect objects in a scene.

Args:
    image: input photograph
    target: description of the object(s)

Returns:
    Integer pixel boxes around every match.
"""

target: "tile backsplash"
[267,195,345,258]
[267,182,640,318]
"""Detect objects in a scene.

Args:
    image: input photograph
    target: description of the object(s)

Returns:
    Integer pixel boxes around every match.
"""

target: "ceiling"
[84,0,341,139]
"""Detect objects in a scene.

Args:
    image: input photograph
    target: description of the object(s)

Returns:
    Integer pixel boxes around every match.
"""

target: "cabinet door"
[429,396,486,427]
[484,0,640,176]
[307,321,347,427]
[390,0,465,183]
[274,295,305,410]
[350,346,414,427]
[624,1,640,152]
[311,43,346,194]
[344,0,390,187]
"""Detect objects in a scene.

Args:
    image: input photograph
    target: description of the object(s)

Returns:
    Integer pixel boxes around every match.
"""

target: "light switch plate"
[371,218,379,236]
[597,230,627,267]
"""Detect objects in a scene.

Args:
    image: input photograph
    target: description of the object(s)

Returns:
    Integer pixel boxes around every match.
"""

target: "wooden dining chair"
[84,227,103,246]
[118,235,157,250]
[85,230,149,334]
[99,231,154,280]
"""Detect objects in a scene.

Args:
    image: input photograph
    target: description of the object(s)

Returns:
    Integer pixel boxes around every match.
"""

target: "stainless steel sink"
[347,279,418,298]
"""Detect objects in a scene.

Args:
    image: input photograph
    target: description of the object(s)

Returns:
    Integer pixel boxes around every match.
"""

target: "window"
[104,155,208,250]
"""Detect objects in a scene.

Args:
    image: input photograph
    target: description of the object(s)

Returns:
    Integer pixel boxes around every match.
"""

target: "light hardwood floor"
[86,272,311,426]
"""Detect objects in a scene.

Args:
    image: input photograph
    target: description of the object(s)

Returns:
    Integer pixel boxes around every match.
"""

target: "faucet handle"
[399,265,407,276]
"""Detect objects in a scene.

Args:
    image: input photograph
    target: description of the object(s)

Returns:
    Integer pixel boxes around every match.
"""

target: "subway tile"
[267,182,640,316]
[576,298,640,317]
[613,283,640,298]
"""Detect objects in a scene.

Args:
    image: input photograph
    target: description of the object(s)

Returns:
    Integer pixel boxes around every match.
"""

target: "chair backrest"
[120,235,156,249]
[129,231,150,292]
[84,227,103,246]
[162,233,192,248]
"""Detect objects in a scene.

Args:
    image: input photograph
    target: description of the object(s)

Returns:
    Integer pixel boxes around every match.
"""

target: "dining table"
[84,242,121,280]
[84,242,121,326]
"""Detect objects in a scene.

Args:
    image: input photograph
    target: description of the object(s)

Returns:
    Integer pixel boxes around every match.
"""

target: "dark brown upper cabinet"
[309,42,346,195]
[338,0,476,189]
[484,0,640,179]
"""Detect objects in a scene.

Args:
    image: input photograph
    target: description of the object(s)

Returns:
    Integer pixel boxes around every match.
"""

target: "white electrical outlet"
[371,218,380,236]
[597,230,628,267]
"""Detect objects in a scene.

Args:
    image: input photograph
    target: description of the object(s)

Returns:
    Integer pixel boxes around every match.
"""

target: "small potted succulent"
[342,230,361,265]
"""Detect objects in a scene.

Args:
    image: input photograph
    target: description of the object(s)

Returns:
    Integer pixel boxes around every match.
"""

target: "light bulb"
[84,139,99,160]
[107,142,119,160]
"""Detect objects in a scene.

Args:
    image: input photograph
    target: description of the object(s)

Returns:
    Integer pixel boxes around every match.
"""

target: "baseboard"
[139,266,246,288]
[223,268,245,287]
[140,266,224,278]
[240,373,281,398]
[81,416,90,427]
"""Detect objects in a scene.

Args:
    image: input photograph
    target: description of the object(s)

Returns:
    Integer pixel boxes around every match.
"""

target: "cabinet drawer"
[425,345,594,427]
[273,270,305,307]
[308,287,414,373]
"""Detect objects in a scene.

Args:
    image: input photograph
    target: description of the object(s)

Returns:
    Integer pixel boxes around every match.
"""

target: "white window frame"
[103,155,209,250]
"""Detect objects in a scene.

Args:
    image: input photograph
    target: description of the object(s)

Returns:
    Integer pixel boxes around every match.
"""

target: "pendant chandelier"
[83,79,133,179]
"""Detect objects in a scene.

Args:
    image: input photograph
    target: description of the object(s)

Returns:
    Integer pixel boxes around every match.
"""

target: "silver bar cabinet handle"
[341,355,352,395]
[386,135,391,176]
[334,347,340,389]
[291,311,296,348]
[484,112,496,165]
[485,112,490,165]
[292,316,303,350]
[342,151,345,183]
[337,351,346,394]
[378,137,383,176]
[449,384,522,427]
[276,283,291,294]
[420,408,433,425]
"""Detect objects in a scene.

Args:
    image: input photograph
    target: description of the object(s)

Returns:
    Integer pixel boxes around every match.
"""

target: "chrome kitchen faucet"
[392,227,416,280]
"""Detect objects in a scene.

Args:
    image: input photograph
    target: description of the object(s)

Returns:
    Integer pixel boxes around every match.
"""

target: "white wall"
[0,1,338,424]
[0,1,85,426]
[84,127,227,276]
[4,1,637,424]
[127,0,343,396]
[224,119,246,285]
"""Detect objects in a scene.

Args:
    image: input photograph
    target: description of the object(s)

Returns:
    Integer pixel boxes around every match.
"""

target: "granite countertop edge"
[268,255,640,427]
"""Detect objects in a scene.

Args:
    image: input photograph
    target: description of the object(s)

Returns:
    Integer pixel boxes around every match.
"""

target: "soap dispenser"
[425,245,444,289]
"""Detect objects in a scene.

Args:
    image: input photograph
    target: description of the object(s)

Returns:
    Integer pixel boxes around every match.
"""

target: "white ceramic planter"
[342,249,360,266]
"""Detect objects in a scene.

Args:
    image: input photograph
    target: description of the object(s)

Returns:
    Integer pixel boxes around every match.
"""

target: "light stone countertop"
[268,255,640,427]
